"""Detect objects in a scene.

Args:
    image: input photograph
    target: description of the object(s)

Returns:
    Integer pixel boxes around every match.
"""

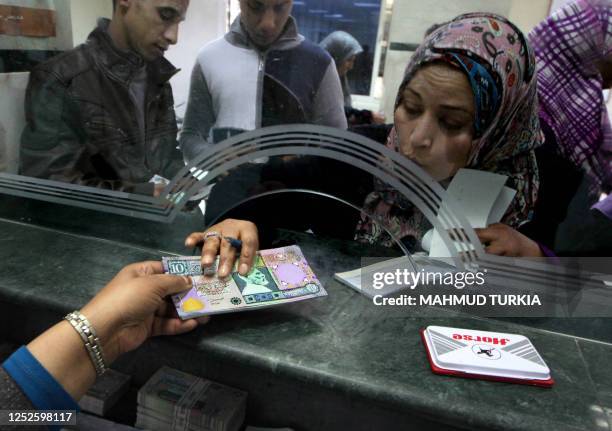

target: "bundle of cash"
[163,245,327,319]
[135,366,247,431]
[79,369,131,416]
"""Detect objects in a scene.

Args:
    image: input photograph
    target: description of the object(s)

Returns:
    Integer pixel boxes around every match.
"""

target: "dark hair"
[112,0,117,10]
[424,22,447,38]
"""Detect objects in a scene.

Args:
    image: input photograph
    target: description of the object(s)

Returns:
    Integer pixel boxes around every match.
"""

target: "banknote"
[78,369,131,415]
[163,245,327,319]
[136,366,246,431]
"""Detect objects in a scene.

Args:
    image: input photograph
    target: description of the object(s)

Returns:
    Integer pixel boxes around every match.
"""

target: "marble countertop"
[0,213,611,431]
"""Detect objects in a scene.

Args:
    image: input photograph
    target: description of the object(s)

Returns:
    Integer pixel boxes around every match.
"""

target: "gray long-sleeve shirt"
[179,16,347,163]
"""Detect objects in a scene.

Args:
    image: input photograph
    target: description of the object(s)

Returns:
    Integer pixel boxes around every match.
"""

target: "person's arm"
[179,63,217,164]
[0,262,196,431]
[312,62,348,130]
[1,218,259,414]
[19,69,154,194]
[475,223,544,257]
[5,263,196,405]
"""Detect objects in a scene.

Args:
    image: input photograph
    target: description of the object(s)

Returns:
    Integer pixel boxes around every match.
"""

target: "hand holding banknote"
[81,217,259,361]
[26,261,200,401]
[79,261,203,362]
[12,219,259,403]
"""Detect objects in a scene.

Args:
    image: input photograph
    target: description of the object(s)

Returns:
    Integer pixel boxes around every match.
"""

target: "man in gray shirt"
[179,0,347,163]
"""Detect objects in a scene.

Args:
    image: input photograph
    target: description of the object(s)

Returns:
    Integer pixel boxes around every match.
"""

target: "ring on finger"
[204,231,221,240]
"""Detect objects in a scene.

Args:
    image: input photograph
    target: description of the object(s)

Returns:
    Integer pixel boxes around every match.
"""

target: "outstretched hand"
[185,218,259,278]
[81,261,205,361]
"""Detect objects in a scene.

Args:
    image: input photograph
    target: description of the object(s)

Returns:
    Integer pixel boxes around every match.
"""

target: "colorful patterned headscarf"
[529,0,612,193]
[356,13,543,248]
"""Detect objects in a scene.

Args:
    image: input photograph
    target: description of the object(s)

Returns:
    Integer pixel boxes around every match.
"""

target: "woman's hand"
[475,223,543,257]
[27,261,202,400]
[80,261,203,362]
[185,218,259,278]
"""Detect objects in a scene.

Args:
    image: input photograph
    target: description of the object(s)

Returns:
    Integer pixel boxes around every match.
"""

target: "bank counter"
[0,197,611,431]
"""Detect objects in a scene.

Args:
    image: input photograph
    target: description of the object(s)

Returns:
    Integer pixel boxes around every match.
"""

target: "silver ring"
[204,231,221,239]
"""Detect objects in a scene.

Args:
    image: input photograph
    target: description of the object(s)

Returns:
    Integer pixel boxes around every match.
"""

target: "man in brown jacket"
[20,0,189,195]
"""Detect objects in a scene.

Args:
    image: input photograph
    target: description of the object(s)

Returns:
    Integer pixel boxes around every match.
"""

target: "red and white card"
[421,326,554,387]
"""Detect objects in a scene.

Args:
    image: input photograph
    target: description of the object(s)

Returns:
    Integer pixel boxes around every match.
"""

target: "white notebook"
[427,169,516,258]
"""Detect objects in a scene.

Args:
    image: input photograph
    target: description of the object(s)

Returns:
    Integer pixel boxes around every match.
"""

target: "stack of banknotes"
[79,369,131,416]
[135,366,247,431]
[163,245,327,319]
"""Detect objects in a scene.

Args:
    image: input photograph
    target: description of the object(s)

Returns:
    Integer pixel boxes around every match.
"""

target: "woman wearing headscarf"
[320,31,363,107]
[320,31,384,125]
[355,12,546,256]
[529,0,612,196]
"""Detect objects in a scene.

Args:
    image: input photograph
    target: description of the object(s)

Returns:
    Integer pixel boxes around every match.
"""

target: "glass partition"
[290,0,383,96]
[0,0,611,344]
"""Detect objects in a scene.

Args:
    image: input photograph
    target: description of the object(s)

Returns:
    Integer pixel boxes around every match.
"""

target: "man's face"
[120,0,189,61]
[239,0,293,49]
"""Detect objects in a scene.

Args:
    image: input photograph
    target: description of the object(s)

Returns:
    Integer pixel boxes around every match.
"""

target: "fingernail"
[220,264,231,277]
[202,256,212,265]
[239,263,249,275]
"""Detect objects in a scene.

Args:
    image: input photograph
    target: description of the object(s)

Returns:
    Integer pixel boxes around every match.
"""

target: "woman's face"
[395,63,475,181]
[338,55,357,77]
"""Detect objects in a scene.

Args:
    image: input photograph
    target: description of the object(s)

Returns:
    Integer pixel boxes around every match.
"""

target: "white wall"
[229,0,240,22]
[166,0,228,120]
[380,0,550,121]
[0,0,112,51]
[70,0,113,46]
[549,0,573,15]
[0,0,73,51]
[508,0,551,33]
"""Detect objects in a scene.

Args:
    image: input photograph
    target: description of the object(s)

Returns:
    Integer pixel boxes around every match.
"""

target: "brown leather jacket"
[19,19,183,194]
